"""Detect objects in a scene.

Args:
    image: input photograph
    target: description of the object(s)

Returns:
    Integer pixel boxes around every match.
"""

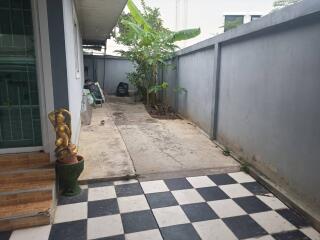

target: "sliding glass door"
[0,0,42,149]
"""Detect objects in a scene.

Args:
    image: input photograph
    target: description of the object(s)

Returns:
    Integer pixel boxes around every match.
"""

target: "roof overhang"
[75,0,127,45]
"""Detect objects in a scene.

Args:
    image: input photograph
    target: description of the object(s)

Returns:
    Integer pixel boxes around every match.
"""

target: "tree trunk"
[150,64,158,106]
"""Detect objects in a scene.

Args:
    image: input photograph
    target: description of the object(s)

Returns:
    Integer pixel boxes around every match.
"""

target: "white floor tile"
[300,227,320,240]
[54,202,87,223]
[88,186,116,201]
[87,214,124,240]
[118,195,150,213]
[228,172,255,183]
[193,219,237,240]
[114,179,138,185]
[244,235,275,240]
[126,229,163,240]
[208,199,246,218]
[152,206,189,227]
[140,180,169,194]
[251,211,296,234]
[186,176,216,188]
[220,184,253,198]
[9,225,51,240]
[257,195,288,210]
[172,189,205,205]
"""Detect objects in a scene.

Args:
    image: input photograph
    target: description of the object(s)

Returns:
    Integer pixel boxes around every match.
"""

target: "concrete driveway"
[79,96,240,182]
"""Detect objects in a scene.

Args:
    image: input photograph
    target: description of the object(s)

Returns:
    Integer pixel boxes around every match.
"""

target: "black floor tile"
[242,182,269,195]
[121,210,158,234]
[95,235,125,240]
[197,186,229,201]
[88,181,113,188]
[181,202,218,222]
[88,198,119,218]
[208,174,237,185]
[272,230,311,240]
[49,220,87,240]
[161,223,201,240]
[146,192,178,209]
[0,231,11,240]
[233,196,271,214]
[115,183,143,197]
[58,189,88,205]
[164,178,193,191]
[276,209,309,228]
[223,215,268,239]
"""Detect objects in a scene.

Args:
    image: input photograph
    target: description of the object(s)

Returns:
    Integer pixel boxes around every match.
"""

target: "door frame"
[0,0,55,156]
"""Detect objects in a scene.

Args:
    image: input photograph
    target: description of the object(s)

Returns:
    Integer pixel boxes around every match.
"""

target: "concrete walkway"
[79,96,240,182]
[78,102,135,182]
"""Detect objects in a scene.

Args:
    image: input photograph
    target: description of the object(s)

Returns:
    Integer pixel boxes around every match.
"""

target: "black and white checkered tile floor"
[1,172,319,240]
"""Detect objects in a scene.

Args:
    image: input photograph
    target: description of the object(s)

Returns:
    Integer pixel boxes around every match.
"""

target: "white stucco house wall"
[0,0,127,157]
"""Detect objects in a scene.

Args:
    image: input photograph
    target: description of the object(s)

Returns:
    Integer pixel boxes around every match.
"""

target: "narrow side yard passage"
[4,172,319,239]
[79,101,135,182]
[79,96,240,182]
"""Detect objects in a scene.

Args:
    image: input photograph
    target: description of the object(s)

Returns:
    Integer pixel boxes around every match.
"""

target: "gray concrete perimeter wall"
[177,48,215,134]
[83,55,135,94]
[217,18,320,222]
[162,0,320,226]
[162,59,177,109]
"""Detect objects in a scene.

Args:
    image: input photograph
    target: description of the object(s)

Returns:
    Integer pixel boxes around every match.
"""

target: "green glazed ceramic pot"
[56,156,84,196]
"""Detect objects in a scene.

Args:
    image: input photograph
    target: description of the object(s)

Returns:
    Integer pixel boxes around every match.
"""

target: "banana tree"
[115,0,200,106]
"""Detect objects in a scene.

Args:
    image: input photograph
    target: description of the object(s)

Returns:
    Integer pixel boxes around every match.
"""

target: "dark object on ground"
[116,82,129,97]
[223,148,231,156]
[56,156,84,196]
[84,79,105,105]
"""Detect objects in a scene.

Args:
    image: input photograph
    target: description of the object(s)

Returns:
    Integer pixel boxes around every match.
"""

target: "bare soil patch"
[145,104,181,120]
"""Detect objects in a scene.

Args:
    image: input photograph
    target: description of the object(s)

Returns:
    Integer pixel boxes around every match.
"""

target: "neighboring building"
[106,0,274,55]
[0,0,126,230]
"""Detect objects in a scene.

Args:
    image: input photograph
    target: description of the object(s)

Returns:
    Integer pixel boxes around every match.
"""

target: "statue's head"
[55,112,65,124]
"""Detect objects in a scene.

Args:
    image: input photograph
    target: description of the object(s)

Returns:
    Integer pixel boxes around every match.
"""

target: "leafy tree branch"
[113,0,200,106]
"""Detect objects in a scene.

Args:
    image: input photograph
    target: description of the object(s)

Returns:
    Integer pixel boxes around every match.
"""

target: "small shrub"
[222,147,230,156]
[240,162,250,174]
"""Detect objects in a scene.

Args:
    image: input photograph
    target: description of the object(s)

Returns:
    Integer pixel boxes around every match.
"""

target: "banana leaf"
[127,0,152,32]
[172,28,201,42]
[121,20,144,36]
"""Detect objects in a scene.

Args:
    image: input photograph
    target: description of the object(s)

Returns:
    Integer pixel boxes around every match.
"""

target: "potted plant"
[48,109,84,196]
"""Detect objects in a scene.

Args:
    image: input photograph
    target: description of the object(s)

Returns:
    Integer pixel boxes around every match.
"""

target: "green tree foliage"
[114,0,200,106]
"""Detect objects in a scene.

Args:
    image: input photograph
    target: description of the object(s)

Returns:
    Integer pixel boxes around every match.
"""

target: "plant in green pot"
[48,109,84,196]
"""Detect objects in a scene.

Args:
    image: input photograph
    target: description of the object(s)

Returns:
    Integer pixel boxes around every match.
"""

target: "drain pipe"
[92,53,95,81]
[103,44,106,93]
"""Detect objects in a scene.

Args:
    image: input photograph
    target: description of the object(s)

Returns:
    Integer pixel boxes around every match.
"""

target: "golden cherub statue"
[48,109,78,164]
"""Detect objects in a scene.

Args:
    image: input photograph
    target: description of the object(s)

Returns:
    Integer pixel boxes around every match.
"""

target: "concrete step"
[0,152,56,231]
[0,188,53,207]
[0,199,52,219]
[0,152,51,172]
[0,201,52,232]
[0,168,55,185]
[0,179,54,193]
